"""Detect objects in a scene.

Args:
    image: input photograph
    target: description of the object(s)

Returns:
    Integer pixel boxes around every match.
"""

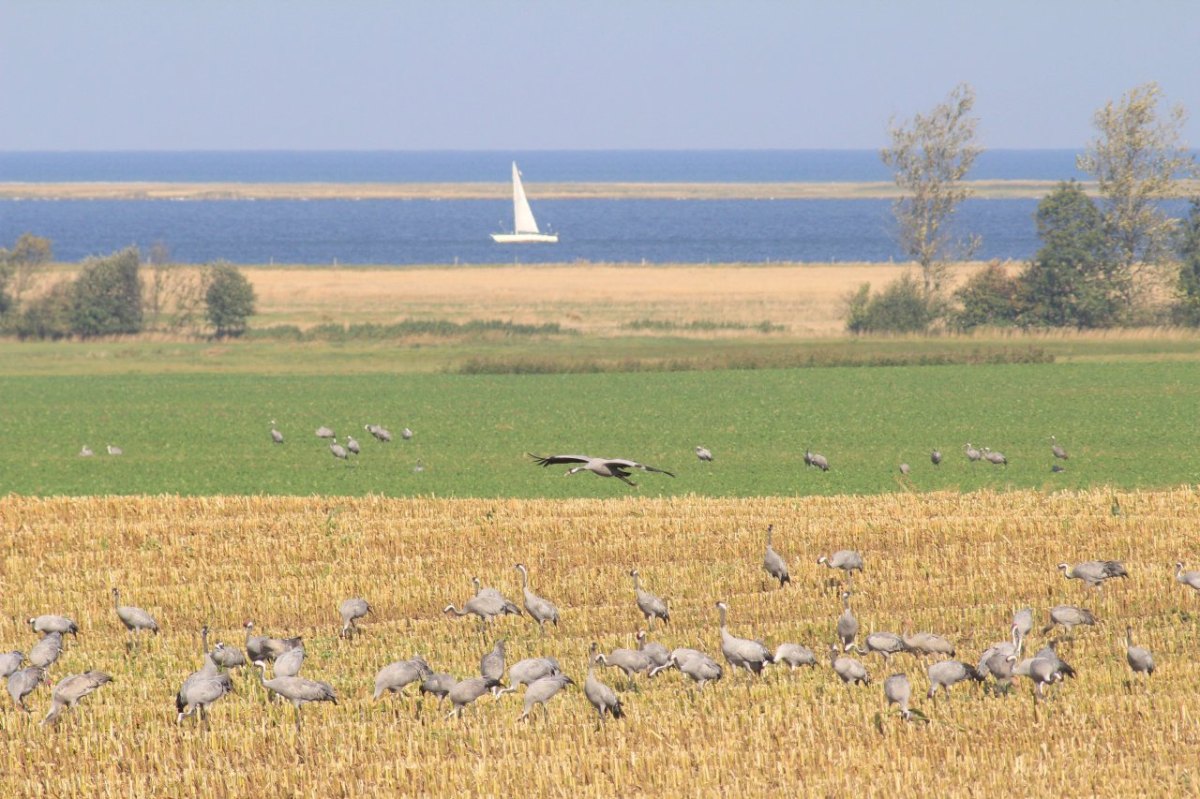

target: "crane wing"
[528,453,592,467]
[607,459,676,477]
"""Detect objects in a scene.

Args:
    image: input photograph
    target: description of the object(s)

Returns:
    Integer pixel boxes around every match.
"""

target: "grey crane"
[803,449,830,471]
[444,585,521,631]
[29,631,63,669]
[584,643,624,724]
[883,673,913,720]
[329,437,349,460]
[930,449,942,467]
[1008,655,1063,699]
[112,588,158,648]
[346,435,361,455]
[837,590,859,652]
[978,625,1023,692]
[964,443,982,462]
[272,638,305,679]
[1175,562,1200,594]
[315,426,335,439]
[106,444,123,456]
[1041,605,1097,637]
[242,621,301,662]
[401,427,414,441]
[657,647,723,689]
[763,524,790,588]
[498,657,562,696]
[695,445,714,462]
[338,597,371,639]
[515,564,560,632]
[597,641,652,688]
[175,670,230,725]
[630,569,670,630]
[446,676,501,719]
[818,549,864,576]
[772,643,817,669]
[636,630,671,672]
[471,575,512,604]
[926,660,984,699]
[982,447,1008,466]
[253,661,337,729]
[28,614,78,637]
[480,639,507,685]
[1033,641,1076,680]
[80,445,94,457]
[419,672,457,704]
[856,631,909,661]
[8,666,47,712]
[1012,608,1034,641]
[829,644,870,685]
[373,655,433,701]
[902,630,956,658]
[365,424,392,442]
[529,453,675,487]
[1058,560,1128,588]
[517,674,575,722]
[1051,435,1069,460]
[43,671,112,726]
[715,601,773,676]
[0,651,25,680]
[270,421,284,444]
[1125,627,1155,679]
[176,628,233,723]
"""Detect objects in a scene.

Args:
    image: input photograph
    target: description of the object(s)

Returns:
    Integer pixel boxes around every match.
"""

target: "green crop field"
[2,361,1197,497]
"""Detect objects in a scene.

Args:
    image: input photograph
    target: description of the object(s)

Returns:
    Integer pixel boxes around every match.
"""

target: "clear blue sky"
[1,1,1197,151]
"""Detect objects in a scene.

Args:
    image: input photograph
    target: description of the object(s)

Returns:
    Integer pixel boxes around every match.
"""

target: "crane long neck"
[446,605,467,617]
[519,567,529,589]
[631,573,640,591]
[717,606,727,630]
[1125,627,1133,647]
[201,627,208,654]
[113,591,120,611]
[766,526,773,546]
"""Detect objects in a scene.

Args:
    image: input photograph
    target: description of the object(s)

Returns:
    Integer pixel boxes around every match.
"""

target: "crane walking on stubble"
[584,643,624,725]
[339,598,371,639]
[763,524,790,588]
[253,661,337,730]
[43,671,112,726]
[515,564,560,633]
[113,588,158,650]
[715,601,773,678]
[630,569,670,630]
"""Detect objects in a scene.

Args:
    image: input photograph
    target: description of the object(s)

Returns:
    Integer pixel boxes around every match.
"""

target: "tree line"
[0,240,256,339]
[850,82,1200,332]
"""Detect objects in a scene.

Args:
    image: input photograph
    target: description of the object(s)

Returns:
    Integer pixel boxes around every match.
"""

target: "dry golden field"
[3,490,1200,798]
[245,261,998,336]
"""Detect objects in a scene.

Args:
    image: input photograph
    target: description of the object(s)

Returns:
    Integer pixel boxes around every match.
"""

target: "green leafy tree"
[845,273,936,333]
[70,247,144,337]
[14,280,75,340]
[881,83,982,297]
[1175,199,1200,325]
[205,262,256,337]
[0,232,53,315]
[1018,181,1120,328]
[952,261,1022,330]
[1077,82,1198,307]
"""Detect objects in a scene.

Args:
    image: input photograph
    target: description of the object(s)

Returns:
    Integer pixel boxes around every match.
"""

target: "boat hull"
[491,233,559,243]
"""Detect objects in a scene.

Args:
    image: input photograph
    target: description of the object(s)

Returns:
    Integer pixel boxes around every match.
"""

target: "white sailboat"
[491,161,558,243]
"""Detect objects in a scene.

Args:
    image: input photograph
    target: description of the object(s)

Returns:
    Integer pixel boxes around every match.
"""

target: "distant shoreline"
[4,179,1177,201]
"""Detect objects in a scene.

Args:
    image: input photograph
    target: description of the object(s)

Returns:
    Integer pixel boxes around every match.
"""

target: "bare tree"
[1077,82,1198,309]
[881,84,982,297]
[142,243,206,335]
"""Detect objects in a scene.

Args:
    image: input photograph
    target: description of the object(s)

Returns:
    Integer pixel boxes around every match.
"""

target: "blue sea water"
[0,150,1125,264]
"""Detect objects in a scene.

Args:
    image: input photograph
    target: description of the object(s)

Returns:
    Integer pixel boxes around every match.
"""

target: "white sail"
[492,161,558,243]
[511,162,540,234]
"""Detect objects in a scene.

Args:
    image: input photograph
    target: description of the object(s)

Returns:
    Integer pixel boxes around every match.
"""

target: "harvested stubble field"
[3,490,1199,797]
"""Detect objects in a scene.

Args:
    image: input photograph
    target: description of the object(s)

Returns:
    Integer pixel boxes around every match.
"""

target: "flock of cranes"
[9,533,1200,730]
